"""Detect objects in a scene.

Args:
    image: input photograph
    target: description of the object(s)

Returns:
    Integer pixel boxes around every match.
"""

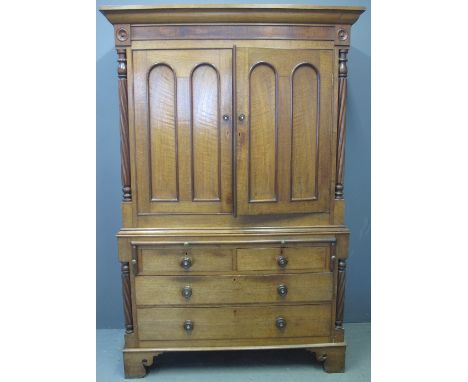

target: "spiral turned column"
[335,259,347,328]
[121,262,133,333]
[117,48,131,201]
[335,49,348,199]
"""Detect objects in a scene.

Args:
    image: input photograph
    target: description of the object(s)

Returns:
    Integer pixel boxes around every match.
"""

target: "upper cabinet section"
[102,5,365,222]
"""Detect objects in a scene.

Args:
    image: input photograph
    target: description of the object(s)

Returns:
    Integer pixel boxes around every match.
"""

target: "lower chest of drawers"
[131,243,336,343]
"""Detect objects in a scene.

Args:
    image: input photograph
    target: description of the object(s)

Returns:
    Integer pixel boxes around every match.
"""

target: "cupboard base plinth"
[123,342,346,377]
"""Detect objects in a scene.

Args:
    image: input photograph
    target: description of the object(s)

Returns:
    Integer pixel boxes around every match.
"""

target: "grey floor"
[97,323,370,381]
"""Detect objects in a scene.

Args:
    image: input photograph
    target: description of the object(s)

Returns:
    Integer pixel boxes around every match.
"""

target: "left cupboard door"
[132,49,233,214]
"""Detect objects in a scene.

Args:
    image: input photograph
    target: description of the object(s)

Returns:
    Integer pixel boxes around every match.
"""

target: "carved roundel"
[116,27,129,42]
[337,29,349,41]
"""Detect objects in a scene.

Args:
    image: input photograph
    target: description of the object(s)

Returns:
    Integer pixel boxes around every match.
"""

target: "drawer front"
[138,248,233,274]
[135,273,333,305]
[237,246,329,272]
[137,304,331,340]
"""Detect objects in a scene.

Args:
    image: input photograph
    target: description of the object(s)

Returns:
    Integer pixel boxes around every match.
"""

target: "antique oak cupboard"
[100,4,364,378]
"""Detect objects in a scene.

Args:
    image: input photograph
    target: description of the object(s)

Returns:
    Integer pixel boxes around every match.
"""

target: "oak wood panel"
[138,248,233,274]
[237,246,329,272]
[132,25,337,41]
[249,62,278,202]
[291,64,319,201]
[236,48,333,215]
[148,64,178,201]
[133,49,232,214]
[137,304,332,340]
[132,40,335,50]
[191,64,221,201]
[135,273,333,305]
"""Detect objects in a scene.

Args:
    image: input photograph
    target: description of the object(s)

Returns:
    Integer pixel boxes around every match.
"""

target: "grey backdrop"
[96,0,371,328]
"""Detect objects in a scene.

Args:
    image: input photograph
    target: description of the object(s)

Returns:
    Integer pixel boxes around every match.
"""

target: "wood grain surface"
[135,272,333,305]
[137,304,332,340]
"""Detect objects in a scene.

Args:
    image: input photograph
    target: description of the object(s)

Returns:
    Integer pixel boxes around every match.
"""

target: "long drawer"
[137,304,332,340]
[135,273,333,305]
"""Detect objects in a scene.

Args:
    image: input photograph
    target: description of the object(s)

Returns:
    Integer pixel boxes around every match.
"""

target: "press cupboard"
[100,4,365,378]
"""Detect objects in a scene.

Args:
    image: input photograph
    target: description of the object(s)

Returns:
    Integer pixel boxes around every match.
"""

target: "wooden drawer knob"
[181,286,192,299]
[180,256,192,270]
[277,255,288,268]
[183,320,194,332]
[276,317,287,330]
[277,284,288,297]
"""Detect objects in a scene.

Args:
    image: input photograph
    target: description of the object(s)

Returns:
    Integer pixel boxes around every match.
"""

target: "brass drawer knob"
[277,255,288,268]
[181,285,192,299]
[180,256,192,270]
[223,114,230,121]
[277,284,288,297]
[276,317,287,330]
[238,113,246,122]
[183,320,194,332]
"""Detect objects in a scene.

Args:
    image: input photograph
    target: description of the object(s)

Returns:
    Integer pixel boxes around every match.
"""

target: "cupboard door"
[236,48,333,215]
[133,49,233,214]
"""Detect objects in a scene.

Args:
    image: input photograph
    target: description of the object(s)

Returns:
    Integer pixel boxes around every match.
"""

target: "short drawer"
[137,304,331,340]
[135,273,333,305]
[137,248,233,274]
[236,246,329,272]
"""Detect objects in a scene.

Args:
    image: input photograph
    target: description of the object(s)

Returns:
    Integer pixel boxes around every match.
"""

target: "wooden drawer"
[135,273,333,305]
[137,248,233,274]
[236,246,329,272]
[137,304,331,340]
